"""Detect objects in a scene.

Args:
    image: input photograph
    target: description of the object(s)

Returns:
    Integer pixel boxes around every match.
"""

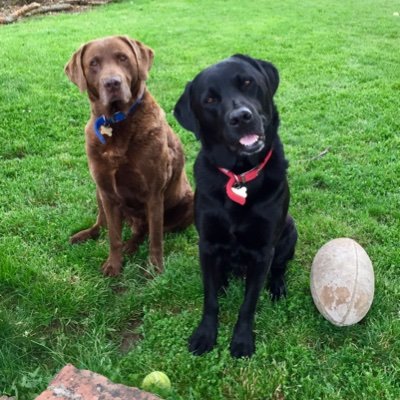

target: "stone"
[35,364,160,400]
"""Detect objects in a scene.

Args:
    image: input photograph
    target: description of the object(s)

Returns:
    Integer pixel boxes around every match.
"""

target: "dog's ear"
[65,43,88,92]
[233,54,279,96]
[121,36,154,81]
[174,81,200,139]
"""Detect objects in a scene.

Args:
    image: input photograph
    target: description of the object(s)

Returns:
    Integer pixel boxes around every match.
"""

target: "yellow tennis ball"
[142,371,171,392]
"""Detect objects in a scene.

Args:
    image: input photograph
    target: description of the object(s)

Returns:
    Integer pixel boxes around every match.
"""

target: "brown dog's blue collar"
[94,90,145,144]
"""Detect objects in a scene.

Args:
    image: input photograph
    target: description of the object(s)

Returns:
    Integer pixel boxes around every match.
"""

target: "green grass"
[0,0,399,398]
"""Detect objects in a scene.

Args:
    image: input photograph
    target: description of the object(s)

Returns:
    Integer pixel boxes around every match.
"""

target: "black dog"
[174,54,297,358]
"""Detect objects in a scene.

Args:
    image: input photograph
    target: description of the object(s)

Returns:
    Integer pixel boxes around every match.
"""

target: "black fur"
[174,54,297,358]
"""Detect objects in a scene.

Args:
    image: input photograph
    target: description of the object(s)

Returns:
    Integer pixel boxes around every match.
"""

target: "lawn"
[0,0,399,399]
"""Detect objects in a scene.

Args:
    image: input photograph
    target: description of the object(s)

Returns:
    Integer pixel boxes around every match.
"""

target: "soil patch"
[0,0,114,22]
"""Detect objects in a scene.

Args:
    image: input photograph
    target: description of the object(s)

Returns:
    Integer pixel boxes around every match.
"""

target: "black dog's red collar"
[218,148,273,205]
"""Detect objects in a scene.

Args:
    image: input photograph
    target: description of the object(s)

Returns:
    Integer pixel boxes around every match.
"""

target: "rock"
[35,364,160,400]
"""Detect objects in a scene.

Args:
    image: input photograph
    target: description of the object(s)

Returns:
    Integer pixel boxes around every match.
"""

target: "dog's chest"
[98,148,150,206]
[102,147,129,168]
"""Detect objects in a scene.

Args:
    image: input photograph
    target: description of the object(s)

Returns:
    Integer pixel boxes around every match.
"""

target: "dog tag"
[100,125,113,137]
[231,185,247,199]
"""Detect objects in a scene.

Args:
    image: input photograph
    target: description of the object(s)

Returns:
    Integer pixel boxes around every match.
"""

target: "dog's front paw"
[188,323,217,356]
[269,276,287,301]
[149,252,164,274]
[101,256,122,277]
[230,325,255,358]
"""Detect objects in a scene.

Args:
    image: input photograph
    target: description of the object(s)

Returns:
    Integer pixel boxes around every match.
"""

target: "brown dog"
[65,36,193,276]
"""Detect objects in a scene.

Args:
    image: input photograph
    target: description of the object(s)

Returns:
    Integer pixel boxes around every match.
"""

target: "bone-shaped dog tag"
[100,125,113,137]
[231,185,247,199]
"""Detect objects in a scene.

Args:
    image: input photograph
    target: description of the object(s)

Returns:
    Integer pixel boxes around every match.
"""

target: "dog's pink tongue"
[239,134,259,146]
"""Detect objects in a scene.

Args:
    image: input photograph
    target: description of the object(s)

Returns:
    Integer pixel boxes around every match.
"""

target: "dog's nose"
[103,76,122,91]
[228,107,253,127]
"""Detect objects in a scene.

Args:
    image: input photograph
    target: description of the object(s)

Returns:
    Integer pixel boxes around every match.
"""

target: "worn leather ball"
[310,238,374,326]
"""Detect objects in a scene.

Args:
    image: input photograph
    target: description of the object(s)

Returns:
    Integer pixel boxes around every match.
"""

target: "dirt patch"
[119,319,143,354]
[0,0,114,22]
[1,0,66,18]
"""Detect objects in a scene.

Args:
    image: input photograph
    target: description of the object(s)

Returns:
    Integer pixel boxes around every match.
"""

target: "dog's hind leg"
[163,191,194,232]
[123,217,147,255]
[70,189,106,244]
[268,214,298,300]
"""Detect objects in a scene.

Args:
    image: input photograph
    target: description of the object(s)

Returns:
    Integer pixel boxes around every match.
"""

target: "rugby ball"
[310,238,374,326]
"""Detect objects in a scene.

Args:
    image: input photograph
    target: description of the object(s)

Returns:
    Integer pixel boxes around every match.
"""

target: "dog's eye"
[205,96,217,104]
[243,79,253,87]
[89,58,99,67]
[118,54,128,62]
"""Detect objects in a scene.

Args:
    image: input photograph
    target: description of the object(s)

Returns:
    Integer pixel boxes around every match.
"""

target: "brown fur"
[65,36,193,276]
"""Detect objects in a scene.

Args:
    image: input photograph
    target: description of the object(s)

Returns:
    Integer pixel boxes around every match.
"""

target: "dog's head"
[65,36,154,117]
[174,55,279,157]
